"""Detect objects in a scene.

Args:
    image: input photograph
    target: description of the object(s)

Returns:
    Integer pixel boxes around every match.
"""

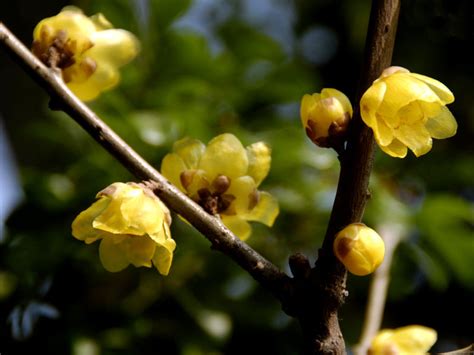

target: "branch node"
[289,253,311,279]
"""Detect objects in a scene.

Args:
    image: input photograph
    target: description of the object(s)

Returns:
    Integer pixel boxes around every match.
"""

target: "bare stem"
[0,0,401,350]
[292,0,401,353]
[353,225,403,355]
[0,21,291,301]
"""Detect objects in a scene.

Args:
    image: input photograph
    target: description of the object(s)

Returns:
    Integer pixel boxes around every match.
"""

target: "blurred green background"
[1,0,473,354]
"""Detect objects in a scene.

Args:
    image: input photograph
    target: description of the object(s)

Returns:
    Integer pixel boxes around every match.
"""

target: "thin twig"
[352,224,403,355]
[0,21,291,301]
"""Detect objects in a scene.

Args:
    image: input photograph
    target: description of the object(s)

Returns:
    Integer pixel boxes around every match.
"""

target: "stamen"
[212,175,231,194]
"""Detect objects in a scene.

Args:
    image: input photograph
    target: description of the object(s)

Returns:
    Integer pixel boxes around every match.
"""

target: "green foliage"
[417,195,474,289]
[1,0,473,354]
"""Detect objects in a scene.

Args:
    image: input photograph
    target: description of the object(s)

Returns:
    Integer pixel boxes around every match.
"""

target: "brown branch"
[285,1,401,354]
[0,21,291,302]
[1,0,401,350]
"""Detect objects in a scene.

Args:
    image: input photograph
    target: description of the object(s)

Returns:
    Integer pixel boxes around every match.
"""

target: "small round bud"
[333,223,385,276]
[300,88,353,148]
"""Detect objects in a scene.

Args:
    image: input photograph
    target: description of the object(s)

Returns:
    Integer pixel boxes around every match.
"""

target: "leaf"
[417,195,474,289]
[405,242,449,291]
[150,0,193,30]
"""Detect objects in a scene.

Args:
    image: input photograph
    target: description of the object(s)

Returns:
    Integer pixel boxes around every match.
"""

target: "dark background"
[1,0,473,354]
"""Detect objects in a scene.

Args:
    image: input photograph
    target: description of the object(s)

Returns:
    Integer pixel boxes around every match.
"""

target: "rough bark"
[0,0,401,351]
[287,0,401,353]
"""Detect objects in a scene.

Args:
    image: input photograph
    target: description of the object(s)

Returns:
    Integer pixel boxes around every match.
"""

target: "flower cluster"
[32,6,139,101]
[300,67,456,158]
[72,183,175,275]
[369,325,437,355]
[333,223,385,276]
[161,133,279,240]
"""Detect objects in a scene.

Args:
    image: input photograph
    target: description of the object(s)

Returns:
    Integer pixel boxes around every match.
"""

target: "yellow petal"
[307,97,347,139]
[120,188,167,235]
[172,137,206,169]
[123,235,156,268]
[360,81,387,129]
[321,88,353,116]
[88,29,140,68]
[425,106,457,139]
[396,101,425,126]
[300,93,316,126]
[380,66,410,78]
[161,153,188,191]
[226,176,257,215]
[199,134,248,180]
[378,73,439,118]
[221,216,252,241]
[419,100,443,118]
[246,142,271,186]
[393,122,432,157]
[152,238,176,276]
[67,63,119,101]
[391,325,437,353]
[148,221,170,244]
[33,7,96,41]
[92,192,131,234]
[99,237,129,272]
[370,329,395,354]
[93,184,144,235]
[378,138,408,158]
[89,13,113,31]
[72,197,110,243]
[245,191,279,227]
[410,73,454,104]
[94,183,170,237]
[374,116,394,146]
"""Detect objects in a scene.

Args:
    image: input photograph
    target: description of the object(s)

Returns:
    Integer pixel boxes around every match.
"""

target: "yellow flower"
[360,66,457,158]
[72,182,175,275]
[333,223,385,276]
[300,88,353,147]
[369,325,437,355]
[161,133,279,240]
[32,6,139,101]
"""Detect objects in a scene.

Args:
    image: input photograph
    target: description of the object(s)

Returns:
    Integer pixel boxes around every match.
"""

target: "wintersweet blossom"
[369,325,437,355]
[32,6,139,101]
[72,183,175,275]
[300,88,353,148]
[161,133,279,240]
[333,223,385,276]
[360,66,457,158]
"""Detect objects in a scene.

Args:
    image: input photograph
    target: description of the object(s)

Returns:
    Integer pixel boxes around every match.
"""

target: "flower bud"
[300,88,352,148]
[333,223,384,276]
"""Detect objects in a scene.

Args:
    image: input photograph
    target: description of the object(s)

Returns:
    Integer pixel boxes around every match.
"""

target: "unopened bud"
[333,223,384,276]
[300,88,352,148]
